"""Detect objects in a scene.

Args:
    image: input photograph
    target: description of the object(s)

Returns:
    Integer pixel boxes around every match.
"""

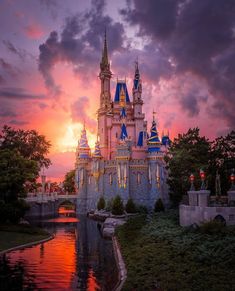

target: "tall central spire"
[100,29,110,71]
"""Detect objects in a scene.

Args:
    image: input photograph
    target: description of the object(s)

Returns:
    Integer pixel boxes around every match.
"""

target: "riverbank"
[0,224,52,253]
[116,210,235,290]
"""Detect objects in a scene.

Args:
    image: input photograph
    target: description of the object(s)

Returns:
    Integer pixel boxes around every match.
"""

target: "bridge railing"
[25,192,77,203]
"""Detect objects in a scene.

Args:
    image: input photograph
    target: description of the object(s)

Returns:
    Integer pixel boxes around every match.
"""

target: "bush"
[0,199,30,223]
[136,205,148,214]
[154,198,165,212]
[199,220,226,234]
[97,196,106,210]
[105,198,113,212]
[112,195,124,215]
[125,198,137,213]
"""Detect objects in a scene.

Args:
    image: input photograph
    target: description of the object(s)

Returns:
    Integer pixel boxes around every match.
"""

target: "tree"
[125,198,137,213]
[63,170,75,193]
[0,149,39,202]
[165,128,211,206]
[0,125,51,168]
[209,130,235,193]
[154,198,165,212]
[97,196,106,210]
[112,195,124,215]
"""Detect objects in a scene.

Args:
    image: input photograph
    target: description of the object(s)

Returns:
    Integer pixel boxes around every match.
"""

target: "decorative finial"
[152,110,156,121]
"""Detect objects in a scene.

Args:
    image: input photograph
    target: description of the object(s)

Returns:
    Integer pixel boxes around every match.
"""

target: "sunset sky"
[0,0,234,181]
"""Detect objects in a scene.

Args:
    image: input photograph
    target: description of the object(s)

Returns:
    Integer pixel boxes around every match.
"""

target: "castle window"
[116,132,118,138]
[137,173,141,184]
[88,175,91,184]
[109,173,113,185]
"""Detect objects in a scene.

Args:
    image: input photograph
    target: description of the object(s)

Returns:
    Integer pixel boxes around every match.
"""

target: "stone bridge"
[25,192,78,219]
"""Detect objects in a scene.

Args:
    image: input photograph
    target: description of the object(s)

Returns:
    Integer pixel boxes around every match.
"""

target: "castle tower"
[75,124,91,213]
[98,31,113,160]
[132,61,146,147]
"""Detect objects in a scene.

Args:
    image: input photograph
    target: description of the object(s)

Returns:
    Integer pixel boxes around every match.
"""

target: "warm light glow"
[56,121,96,153]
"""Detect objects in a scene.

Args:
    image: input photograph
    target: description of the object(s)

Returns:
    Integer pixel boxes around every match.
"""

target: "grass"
[116,210,235,291]
[0,224,51,252]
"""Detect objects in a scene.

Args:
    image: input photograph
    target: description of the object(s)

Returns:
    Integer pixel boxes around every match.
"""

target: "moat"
[0,213,118,291]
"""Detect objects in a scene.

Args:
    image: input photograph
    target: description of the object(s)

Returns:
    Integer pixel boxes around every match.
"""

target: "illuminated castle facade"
[75,34,170,213]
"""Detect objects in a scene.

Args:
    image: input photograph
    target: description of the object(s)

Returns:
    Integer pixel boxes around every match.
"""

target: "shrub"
[112,195,124,215]
[0,199,30,223]
[125,198,137,213]
[97,196,106,210]
[154,198,165,212]
[199,220,226,234]
[105,198,113,212]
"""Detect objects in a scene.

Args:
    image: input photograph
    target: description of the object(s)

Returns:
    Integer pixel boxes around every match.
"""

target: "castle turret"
[99,30,112,110]
[133,60,143,116]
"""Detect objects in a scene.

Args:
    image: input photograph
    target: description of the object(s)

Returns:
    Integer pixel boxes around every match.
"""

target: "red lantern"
[200,169,205,180]
[190,173,194,182]
[230,173,235,182]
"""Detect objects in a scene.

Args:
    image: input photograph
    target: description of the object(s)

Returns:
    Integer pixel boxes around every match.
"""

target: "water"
[0,214,118,290]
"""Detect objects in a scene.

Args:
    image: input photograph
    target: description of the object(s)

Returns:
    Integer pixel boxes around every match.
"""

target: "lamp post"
[230,170,235,191]
[200,169,206,190]
[189,173,195,191]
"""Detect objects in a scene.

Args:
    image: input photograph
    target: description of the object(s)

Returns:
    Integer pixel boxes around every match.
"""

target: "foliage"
[0,199,30,223]
[0,149,39,203]
[0,125,51,168]
[209,130,235,193]
[154,198,165,212]
[199,220,226,235]
[165,128,211,206]
[165,128,235,206]
[111,195,124,215]
[97,196,106,210]
[63,170,75,193]
[125,198,137,213]
[105,198,113,211]
[116,210,235,290]
[136,204,148,214]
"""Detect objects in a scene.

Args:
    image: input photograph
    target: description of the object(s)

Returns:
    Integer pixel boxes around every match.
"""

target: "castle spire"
[100,29,110,71]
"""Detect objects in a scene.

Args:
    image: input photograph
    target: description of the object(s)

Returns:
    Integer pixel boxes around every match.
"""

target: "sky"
[0,0,235,181]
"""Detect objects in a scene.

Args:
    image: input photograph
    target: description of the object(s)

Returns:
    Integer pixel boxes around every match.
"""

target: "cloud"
[121,0,235,130]
[0,106,17,117]
[2,40,27,61]
[9,119,28,126]
[24,23,44,39]
[0,87,46,99]
[38,0,125,95]
[71,96,96,133]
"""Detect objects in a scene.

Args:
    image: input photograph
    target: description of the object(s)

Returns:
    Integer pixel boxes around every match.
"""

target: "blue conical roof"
[148,117,161,152]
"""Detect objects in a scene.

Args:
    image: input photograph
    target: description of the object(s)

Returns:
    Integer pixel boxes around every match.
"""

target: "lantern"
[200,169,206,190]
[230,171,235,190]
[189,173,195,191]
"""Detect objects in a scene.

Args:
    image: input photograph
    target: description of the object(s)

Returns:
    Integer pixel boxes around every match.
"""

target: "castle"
[75,34,170,213]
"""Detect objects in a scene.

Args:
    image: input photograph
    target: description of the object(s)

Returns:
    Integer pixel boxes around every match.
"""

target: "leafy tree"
[63,170,75,193]
[165,128,211,206]
[112,195,124,215]
[154,198,165,212]
[209,130,235,193]
[0,125,51,168]
[125,198,137,213]
[97,196,106,210]
[0,149,39,203]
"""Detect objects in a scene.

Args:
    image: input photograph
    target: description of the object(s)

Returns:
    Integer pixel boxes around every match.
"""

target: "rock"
[103,227,115,238]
